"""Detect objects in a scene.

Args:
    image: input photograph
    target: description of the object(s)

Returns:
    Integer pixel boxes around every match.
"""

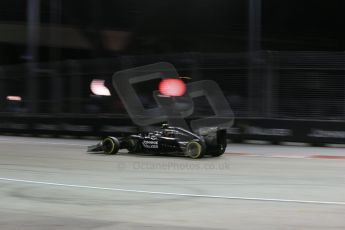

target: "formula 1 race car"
[87,124,227,159]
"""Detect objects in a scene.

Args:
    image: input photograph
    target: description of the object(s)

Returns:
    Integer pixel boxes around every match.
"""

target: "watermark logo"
[112,62,234,132]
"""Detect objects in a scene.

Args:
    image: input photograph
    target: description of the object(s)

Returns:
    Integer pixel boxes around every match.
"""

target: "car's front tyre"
[127,138,141,153]
[102,137,120,154]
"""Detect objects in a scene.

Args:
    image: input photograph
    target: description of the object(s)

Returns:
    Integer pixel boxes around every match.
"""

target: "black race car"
[87,124,227,159]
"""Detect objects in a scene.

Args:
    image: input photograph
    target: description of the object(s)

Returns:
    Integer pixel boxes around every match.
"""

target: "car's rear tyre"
[102,137,120,154]
[211,143,226,157]
[185,141,204,159]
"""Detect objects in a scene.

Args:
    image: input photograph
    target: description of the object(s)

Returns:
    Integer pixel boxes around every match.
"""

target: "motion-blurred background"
[0,0,344,144]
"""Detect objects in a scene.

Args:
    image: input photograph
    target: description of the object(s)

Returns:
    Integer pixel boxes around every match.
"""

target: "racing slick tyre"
[102,137,120,154]
[211,143,226,157]
[127,138,141,153]
[185,141,204,159]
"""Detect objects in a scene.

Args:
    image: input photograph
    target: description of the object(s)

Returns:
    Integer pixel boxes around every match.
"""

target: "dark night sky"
[59,0,345,51]
[0,0,344,53]
[262,0,345,50]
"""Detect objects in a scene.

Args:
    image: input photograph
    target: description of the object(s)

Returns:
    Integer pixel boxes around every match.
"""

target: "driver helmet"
[161,123,169,129]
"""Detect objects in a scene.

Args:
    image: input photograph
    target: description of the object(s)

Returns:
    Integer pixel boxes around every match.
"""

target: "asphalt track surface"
[1,136,345,230]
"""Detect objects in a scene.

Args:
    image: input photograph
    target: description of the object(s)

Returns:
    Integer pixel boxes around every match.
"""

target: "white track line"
[1,177,345,206]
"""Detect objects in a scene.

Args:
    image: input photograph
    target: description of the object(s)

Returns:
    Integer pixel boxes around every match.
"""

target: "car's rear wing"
[200,128,227,146]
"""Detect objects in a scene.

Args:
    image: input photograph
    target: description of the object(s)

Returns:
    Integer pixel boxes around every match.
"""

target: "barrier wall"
[1,52,345,145]
[1,114,345,145]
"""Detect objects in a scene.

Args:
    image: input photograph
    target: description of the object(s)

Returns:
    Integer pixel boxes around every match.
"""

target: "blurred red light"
[159,78,186,96]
